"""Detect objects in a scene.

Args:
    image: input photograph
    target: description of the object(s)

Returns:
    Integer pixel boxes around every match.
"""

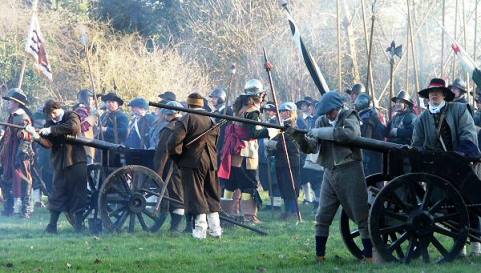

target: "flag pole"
[407,0,420,105]
[452,0,459,80]
[441,0,446,77]
[336,0,342,91]
[18,0,39,90]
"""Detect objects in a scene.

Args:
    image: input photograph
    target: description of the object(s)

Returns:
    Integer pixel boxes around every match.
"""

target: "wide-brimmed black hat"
[418,78,454,102]
[295,96,317,108]
[158,91,176,102]
[2,88,28,106]
[391,90,413,106]
[262,102,276,112]
[101,92,124,106]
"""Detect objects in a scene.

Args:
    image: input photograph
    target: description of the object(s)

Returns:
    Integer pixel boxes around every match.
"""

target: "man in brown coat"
[26,100,87,233]
[165,93,222,239]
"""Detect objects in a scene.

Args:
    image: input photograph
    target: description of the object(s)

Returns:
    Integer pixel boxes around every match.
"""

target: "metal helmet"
[244,79,264,96]
[77,89,93,106]
[449,78,467,93]
[209,88,227,103]
[391,90,413,106]
[347,83,366,95]
[354,93,371,111]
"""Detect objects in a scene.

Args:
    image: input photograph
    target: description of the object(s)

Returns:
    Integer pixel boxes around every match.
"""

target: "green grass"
[1,203,481,273]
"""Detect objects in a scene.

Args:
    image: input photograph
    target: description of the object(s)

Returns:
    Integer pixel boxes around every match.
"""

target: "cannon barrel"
[64,135,127,152]
[149,101,406,153]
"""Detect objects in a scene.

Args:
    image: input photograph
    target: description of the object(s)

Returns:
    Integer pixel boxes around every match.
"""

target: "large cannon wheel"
[98,165,168,233]
[369,173,469,263]
[340,173,387,259]
[66,163,104,227]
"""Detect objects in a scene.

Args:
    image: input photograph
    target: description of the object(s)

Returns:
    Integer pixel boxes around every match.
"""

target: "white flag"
[25,14,53,82]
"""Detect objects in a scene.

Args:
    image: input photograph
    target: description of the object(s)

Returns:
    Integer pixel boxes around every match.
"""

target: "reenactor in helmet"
[100,92,128,144]
[286,91,371,262]
[267,102,301,220]
[163,93,222,239]
[208,88,232,116]
[354,93,385,176]
[345,83,366,104]
[218,79,277,224]
[153,101,185,233]
[449,78,468,104]
[0,88,34,218]
[385,90,417,145]
[73,89,97,163]
[148,91,176,149]
[125,97,156,149]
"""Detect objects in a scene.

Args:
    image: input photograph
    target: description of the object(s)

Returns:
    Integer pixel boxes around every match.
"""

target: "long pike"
[148,101,404,153]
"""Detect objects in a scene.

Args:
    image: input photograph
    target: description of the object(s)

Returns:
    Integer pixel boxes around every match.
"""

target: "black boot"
[170,213,184,233]
[315,236,328,261]
[362,238,373,259]
[183,213,194,233]
[73,212,85,233]
[45,210,60,234]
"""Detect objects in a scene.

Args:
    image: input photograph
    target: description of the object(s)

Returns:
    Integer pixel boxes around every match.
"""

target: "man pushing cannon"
[25,100,88,234]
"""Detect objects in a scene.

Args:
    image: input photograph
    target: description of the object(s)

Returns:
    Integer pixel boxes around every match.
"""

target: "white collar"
[428,101,446,114]
[52,109,65,124]
[12,108,26,115]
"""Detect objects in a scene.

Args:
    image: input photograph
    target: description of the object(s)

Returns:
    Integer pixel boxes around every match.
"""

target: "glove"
[38,127,52,136]
[25,125,40,140]
[267,128,280,139]
[284,125,305,143]
[389,128,398,137]
[306,127,334,140]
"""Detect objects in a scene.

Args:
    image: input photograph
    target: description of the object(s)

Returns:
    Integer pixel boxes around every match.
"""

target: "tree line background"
[0,0,479,111]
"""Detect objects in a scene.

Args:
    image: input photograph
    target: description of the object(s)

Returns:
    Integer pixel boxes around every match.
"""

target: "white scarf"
[428,100,446,114]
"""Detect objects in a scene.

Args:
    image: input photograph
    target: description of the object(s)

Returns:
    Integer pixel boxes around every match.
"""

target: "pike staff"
[80,28,104,141]
[263,48,302,222]
[223,63,236,115]
[386,41,402,121]
[366,0,377,106]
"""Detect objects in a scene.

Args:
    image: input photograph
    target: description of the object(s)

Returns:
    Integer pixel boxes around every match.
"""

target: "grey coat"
[299,109,363,169]
[412,102,478,152]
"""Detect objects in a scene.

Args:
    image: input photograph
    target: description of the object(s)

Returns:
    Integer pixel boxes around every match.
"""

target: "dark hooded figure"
[354,93,385,176]
[286,90,371,262]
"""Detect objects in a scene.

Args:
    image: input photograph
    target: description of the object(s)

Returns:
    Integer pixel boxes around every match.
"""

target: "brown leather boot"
[220,198,240,216]
[241,199,261,224]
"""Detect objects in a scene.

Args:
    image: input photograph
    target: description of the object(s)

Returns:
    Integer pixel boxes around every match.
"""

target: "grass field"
[1,202,481,273]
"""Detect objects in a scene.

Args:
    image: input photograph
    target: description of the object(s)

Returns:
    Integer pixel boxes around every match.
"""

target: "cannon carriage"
[63,135,267,236]
[337,137,481,263]
[64,136,169,234]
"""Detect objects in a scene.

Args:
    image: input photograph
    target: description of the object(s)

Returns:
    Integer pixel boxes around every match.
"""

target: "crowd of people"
[0,75,481,260]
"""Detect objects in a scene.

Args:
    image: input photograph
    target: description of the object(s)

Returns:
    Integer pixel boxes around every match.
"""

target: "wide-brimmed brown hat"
[418,78,454,102]
[101,92,124,106]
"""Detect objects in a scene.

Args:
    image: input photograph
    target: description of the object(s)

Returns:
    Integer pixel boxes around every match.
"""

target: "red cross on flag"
[25,14,53,82]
